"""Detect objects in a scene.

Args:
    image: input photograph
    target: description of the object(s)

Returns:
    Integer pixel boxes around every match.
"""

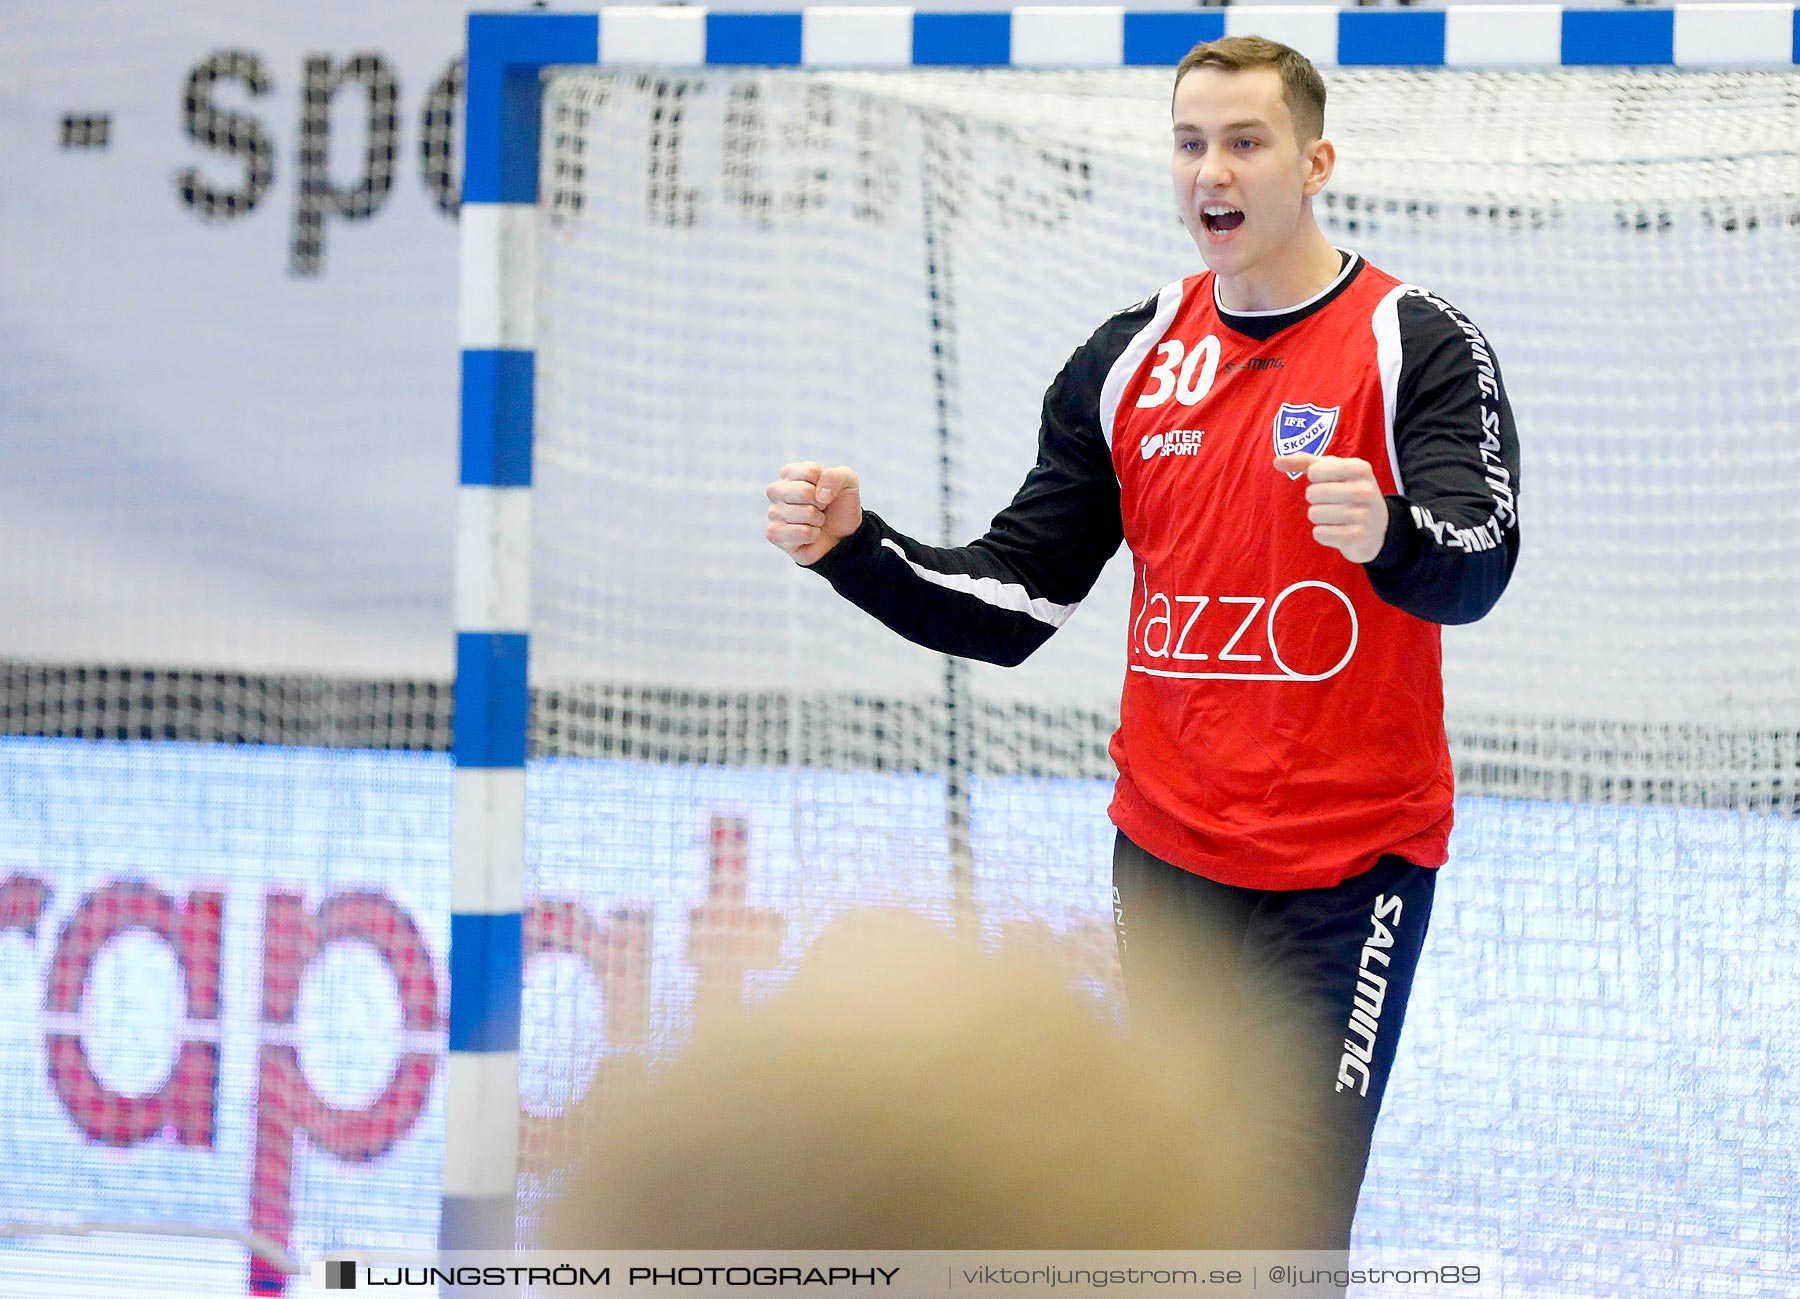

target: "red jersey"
[814,251,1520,891]
[1103,259,1453,888]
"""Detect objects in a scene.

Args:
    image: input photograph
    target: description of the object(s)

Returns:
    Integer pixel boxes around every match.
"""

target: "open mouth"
[1201,205,1245,236]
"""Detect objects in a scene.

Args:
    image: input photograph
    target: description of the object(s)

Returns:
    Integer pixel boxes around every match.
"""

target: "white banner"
[0,2,538,676]
[1,741,1795,1295]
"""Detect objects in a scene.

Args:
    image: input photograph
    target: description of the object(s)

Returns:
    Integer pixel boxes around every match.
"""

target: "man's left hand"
[1273,453,1388,565]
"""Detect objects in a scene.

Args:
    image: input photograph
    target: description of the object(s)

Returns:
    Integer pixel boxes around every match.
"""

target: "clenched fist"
[765,461,864,566]
[1273,453,1389,565]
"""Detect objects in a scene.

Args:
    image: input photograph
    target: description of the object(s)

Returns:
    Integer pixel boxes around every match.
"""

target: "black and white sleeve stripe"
[1363,289,1522,626]
[805,301,1155,667]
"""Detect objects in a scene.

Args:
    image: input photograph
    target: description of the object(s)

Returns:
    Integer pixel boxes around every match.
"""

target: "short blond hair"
[1174,35,1327,143]
[545,910,1328,1250]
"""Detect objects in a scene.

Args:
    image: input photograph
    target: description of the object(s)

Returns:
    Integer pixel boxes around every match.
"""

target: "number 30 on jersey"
[1136,334,1221,409]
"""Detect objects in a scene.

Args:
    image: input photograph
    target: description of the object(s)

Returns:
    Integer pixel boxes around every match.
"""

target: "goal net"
[527,65,1800,1291]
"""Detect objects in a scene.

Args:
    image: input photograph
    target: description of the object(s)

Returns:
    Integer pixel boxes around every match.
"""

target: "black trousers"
[1112,830,1436,1256]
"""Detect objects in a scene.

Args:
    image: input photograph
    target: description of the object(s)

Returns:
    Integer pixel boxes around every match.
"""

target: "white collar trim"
[1214,249,1360,319]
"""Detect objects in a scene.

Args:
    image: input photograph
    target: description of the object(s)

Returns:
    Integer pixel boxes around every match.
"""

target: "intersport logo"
[1139,429,1205,460]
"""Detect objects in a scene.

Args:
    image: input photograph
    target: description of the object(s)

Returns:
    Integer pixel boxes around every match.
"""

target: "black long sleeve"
[1361,289,1521,625]
[807,304,1145,666]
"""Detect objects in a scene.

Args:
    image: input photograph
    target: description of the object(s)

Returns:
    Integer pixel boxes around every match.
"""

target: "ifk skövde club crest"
[1274,402,1340,478]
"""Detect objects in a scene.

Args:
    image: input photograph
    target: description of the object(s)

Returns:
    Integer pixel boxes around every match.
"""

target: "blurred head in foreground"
[546,909,1326,1249]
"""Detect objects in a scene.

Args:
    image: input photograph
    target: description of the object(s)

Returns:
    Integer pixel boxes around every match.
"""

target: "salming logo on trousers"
[1336,893,1403,1096]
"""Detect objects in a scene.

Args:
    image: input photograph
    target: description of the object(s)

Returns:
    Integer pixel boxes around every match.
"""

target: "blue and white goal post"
[449,1,1800,1257]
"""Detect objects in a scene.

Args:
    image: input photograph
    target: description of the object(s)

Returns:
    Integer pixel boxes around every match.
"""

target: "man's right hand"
[765,462,864,566]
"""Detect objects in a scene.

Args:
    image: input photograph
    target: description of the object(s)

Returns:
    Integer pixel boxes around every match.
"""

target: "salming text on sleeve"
[1362,289,1521,625]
